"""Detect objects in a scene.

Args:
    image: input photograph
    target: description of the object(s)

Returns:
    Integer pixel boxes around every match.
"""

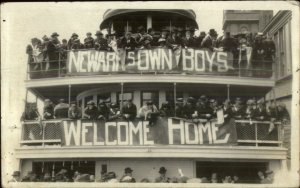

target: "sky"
[1,1,298,184]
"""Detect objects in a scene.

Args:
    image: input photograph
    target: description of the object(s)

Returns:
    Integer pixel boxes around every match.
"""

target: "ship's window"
[117,92,133,105]
[32,161,96,180]
[166,91,183,107]
[196,161,267,183]
[141,91,159,107]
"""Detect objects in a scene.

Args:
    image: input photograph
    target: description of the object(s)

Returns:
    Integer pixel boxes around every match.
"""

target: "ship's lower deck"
[19,157,285,183]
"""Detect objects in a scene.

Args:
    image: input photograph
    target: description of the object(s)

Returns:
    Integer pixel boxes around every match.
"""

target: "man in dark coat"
[84,32,95,49]
[276,103,290,123]
[222,99,233,120]
[217,32,237,52]
[196,97,213,120]
[196,31,206,48]
[21,104,40,121]
[159,101,174,117]
[97,100,110,120]
[119,167,136,183]
[166,32,182,50]
[254,100,269,121]
[175,98,184,118]
[70,38,84,50]
[155,167,170,183]
[109,103,122,120]
[83,101,98,120]
[182,30,195,48]
[94,31,108,51]
[148,28,159,47]
[201,29,218,51]
[122,99,137,121]
[68,102,82,119]
[182,97,196,119]
[232,98,245,119]
[68,33,79,49]
[119,32,137,50]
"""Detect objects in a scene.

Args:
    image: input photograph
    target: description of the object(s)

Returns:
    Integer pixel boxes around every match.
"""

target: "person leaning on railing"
[54,99,69,119]
[138,101,159,126]
[43,99,54,120]
[21,104,41,121]
[121,99,137,121]
[68,101,82,119]
[231,98,245,119]
[83,101,98,120]
[97,99,110,120]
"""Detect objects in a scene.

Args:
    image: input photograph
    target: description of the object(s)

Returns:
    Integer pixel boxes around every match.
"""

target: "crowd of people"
[27,27,276,78]
[9,167,274,184]
[22,95,290,127]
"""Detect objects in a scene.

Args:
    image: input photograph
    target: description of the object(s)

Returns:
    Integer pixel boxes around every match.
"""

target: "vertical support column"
[255,123,258,147]
[147,14,152,29]
[159,90,166,108]
[120,83,124,111]
[68,85,71,106]
[133,90,141,110]
[174,83,177,116]
[58,52,61,77]
[227,84,230,101]
[126,20,129,33]
[169,20,172,33]
[81,98,85,117]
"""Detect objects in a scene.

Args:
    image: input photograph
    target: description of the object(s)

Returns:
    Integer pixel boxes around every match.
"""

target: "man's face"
[87,34,91,38]
[125,33,131,39]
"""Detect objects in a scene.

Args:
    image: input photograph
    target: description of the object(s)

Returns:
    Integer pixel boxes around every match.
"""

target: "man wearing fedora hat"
[97,99,110,120]
[232,98,245,119]
[9,171,21,182]
[84,32,95,49]
[254,100,268,121]
[182,30,196,48]
[68,33,79,49]
[70,38,84,50]
[121,99,137,121]
[119,32,137,50]
[155,167,170,183]
[50,32,60,45]
[83,101,98,120]
[108,102,122,120]
[120,167,136,183]
[94,31,108,51]
[201,29,218,51]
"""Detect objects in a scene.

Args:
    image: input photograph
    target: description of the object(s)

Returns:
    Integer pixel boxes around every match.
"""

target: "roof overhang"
[100,9,198,30]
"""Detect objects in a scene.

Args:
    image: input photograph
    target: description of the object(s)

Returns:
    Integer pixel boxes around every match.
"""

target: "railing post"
[255,123,258,147]
[174,83,177,117]
[227,84,230,101]
[68,85,71,106]
[120,83,124,111]
[42,121,45,147]
[278,123,283,147]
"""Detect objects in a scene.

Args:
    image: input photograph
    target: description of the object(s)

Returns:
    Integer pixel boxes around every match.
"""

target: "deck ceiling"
[30,82,272,103]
